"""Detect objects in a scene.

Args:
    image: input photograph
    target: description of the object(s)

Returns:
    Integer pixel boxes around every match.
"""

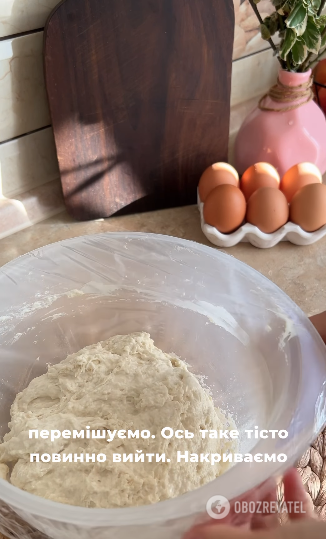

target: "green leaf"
[286,4,308,28]
[307,34,321,53]
[264,13,280,36]
[260,23,271,40]
[316,15,326,27]
[278,2,291,16]
[291,39,308,63]
[321,32,326,48]
[280,28,297,59]
[311,0,321,10]
[302,17,321,53]
[295,15,308,35]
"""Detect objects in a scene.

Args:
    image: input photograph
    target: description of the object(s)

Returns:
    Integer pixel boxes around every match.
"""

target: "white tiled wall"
[0,0,279,238]
[231,49,279,107]
[0,0,272,58]
[0,0,59,37]
[0,127,59,198]
[0,33,51,142]
[234,0,273,60]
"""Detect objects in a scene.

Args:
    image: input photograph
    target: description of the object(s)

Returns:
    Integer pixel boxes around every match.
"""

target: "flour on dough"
[0,332,237,508]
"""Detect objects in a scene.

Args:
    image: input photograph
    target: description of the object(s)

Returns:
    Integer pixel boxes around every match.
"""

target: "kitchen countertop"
[0,205,325,317]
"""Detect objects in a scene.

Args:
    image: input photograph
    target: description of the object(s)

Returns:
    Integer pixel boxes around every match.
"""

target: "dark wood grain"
[44,0,235,220]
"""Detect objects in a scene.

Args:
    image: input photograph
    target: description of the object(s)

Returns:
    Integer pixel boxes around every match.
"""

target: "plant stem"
[286,55,292,72]
[248,0,284,66]
[278,13,284,31]
[308,45,326,70]
[318,0,326,17]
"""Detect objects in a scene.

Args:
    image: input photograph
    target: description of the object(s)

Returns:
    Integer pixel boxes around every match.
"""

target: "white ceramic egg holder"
[198,192,326,249]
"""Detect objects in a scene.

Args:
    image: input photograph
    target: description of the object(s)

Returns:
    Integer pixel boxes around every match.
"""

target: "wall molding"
[0,179,64,240]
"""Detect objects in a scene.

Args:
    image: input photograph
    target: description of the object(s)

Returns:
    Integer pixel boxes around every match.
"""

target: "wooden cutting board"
[44,0,234,220]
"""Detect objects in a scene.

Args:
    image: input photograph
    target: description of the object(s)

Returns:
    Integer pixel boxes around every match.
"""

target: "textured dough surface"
[0,463,9,481]
[0,332,237,508]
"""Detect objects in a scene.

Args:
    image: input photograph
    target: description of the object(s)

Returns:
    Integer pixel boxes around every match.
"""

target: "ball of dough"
[0,463,9,481]
[0,332,237,508]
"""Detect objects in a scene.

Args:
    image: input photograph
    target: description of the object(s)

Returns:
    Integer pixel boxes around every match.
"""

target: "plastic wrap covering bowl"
[0,233,325,539]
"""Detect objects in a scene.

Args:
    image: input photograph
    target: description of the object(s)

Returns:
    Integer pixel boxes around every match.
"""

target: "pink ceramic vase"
[234,69,326,177]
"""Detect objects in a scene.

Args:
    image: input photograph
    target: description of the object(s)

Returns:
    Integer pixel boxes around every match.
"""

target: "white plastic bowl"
[0,232,326,539]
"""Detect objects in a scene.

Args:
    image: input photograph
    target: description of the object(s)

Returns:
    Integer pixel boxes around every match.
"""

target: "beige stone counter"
[0,206,325,317]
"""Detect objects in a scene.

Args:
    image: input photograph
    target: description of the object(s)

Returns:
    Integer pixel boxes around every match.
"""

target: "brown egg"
[203,184,246,233]
[281,162,322,203]
[246,187,289,233]
[241,163,280,201]
[290,183,326,232]
[198,162,239,202]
